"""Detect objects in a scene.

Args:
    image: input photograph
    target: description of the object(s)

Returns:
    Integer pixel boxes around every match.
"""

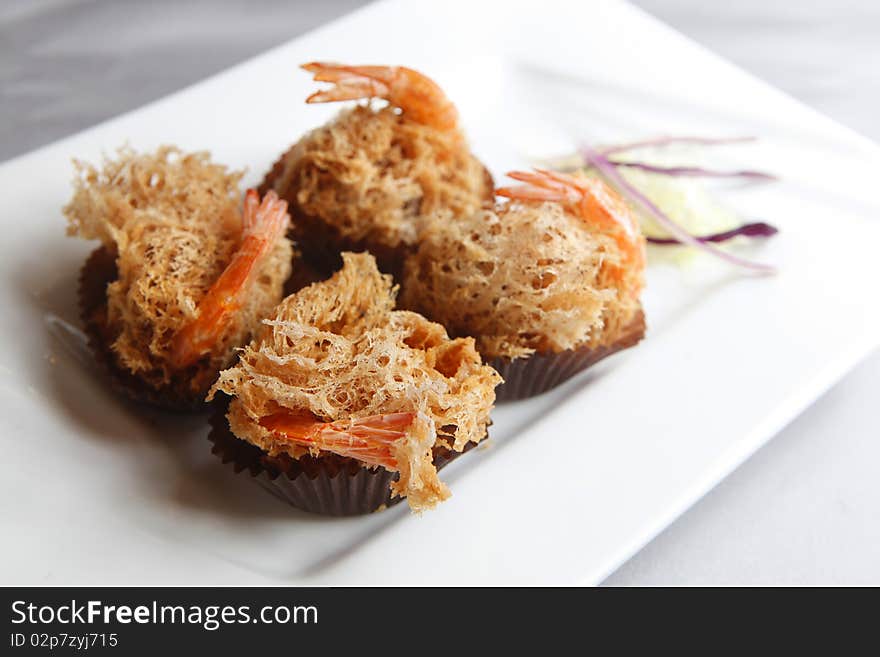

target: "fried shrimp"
[65,147,293,408]
[402,169,646,365]
[258,62,493,275]
[171,189,290,369]
[497,169,646,295]
[259,411,416,470]
[210,252,500,512]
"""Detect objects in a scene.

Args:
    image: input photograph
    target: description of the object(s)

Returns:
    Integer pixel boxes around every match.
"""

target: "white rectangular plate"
[2,0,879,585]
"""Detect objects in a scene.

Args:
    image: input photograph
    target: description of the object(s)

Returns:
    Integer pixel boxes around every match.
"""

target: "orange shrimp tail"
[497,169,644,271]
[170,190,290,369]
[260,411,416,470]
[301,62,459,133]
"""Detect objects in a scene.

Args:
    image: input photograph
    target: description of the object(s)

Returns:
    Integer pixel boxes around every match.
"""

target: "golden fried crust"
[261,106,493,273]
[210,252,500,512]
[79,247,205,409]
[400,201,646,360]
[65,146,293,401]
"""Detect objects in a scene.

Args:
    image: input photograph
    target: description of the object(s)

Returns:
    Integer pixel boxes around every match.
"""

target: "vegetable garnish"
[605,160,777,181]
[594,136,777,181]
[645,221,778,245]
[580,144,777,274]
[598,135,758,156]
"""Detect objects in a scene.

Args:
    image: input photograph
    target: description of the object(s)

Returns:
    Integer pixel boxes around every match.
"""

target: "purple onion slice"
[646,222,779,245]
[581,144,777,274]
[607,160,777,181]
[599,135,757,156]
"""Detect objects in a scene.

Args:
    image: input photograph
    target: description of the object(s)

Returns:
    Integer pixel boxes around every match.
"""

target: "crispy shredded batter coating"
[266,105,493,257]
[210,252,500,512]
[64,146,293,396]
[401,201,645,359]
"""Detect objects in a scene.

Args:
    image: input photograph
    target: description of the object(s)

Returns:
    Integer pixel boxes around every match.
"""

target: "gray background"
[3,0,878,585]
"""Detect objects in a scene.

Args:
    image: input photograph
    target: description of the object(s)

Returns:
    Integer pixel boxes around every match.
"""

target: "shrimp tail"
[300,62,459,133]
[260,411,416,470]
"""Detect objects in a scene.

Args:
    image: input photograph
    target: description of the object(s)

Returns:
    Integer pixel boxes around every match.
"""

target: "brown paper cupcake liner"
[78,247,214,412]
[490,307,646,401]
[283,249,331,296]
[292,209,411,281]
[208,400,476,516]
